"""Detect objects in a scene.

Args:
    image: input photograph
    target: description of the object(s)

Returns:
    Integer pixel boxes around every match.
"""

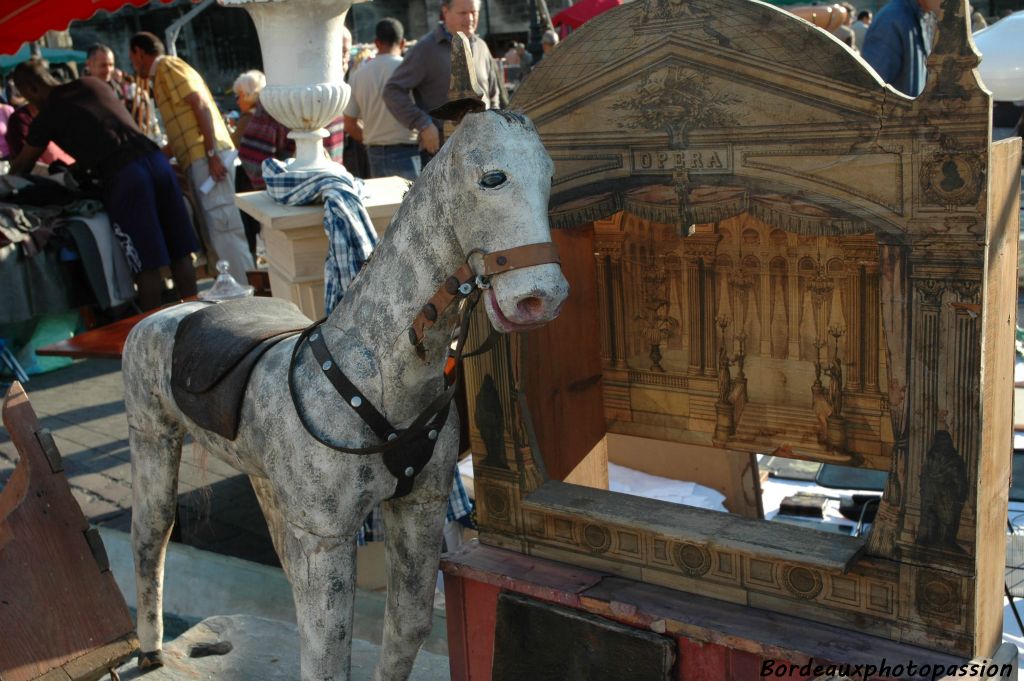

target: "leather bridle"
[407,241,561,351]
[288,241,560,498]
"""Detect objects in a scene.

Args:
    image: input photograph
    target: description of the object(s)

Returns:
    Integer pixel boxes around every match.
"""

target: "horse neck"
[323,176,463,407]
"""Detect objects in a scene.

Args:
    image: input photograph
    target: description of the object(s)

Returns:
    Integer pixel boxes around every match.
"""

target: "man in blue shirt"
[861,0,941,96]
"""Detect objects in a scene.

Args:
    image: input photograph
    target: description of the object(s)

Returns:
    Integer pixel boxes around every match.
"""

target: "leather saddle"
[170,297,312,440]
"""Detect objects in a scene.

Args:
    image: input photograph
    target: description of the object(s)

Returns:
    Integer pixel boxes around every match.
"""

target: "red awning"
[551,0,622,30]
[0,0,178,56]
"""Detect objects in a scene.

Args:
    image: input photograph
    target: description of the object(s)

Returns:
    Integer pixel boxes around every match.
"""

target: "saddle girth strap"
[306,327,447,498]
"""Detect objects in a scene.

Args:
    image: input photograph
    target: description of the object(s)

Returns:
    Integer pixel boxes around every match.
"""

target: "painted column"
[594,250,612,368]
[686,257,703,373]
[864,264,880,392]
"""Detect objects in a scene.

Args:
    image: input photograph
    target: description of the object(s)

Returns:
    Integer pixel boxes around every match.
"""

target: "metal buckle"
[475,274,491,290]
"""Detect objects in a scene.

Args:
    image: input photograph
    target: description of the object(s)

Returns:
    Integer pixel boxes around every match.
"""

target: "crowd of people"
[0,0,559,313]
[3,0,1009,313]
[839,0,1010,97]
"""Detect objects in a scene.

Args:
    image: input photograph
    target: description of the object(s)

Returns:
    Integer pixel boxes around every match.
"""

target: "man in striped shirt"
[129,31,253,283]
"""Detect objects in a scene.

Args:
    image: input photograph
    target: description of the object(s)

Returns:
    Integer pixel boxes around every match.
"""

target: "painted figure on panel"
[917,429,968,553]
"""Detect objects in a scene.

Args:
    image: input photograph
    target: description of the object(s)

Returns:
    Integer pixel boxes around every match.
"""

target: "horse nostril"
[517,296,544,320]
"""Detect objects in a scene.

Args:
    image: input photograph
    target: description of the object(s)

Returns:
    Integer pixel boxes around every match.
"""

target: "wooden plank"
[523,480,863,572]
[582,577,965,672]
[522,225,607,483]
[0,383,136,681]
[441,541,607,597]
[563,436,609,490]
[465,579,500,681]
[35,311,145,360]
[975,136,1022,656]
[36,299,196,360]
[445,544,968,675]
[443,575,471,681]
[61,635,137,681]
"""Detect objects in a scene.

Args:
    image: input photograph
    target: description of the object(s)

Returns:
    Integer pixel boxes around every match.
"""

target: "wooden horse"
[122,106,568,681]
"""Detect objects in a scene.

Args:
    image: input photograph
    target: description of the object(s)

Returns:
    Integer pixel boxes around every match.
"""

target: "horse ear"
[429,31,486,123]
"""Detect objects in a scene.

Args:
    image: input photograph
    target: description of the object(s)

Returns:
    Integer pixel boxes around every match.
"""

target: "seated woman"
[237,72,345,190]
[230,69,263,150]
[231,70,268,258]
[234,70,279,191]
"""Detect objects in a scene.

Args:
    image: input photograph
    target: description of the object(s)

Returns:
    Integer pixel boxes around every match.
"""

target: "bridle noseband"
[407,241,561,351]
[288,242,560,498]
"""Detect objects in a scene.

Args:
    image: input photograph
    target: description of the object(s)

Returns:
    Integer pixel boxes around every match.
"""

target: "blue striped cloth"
[262,159,473,543]
[262,159,377,313]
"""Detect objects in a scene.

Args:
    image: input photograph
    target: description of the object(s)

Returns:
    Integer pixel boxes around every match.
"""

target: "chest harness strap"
[287,241,559,499]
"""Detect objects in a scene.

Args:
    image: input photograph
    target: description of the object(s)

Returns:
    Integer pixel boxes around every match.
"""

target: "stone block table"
[236,176,409,319]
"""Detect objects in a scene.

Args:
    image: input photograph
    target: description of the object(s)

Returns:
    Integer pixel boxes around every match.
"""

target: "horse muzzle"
[485,263,569,333]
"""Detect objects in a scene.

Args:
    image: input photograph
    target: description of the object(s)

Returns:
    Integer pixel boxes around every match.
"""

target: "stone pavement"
[0,357,280,566]
[112,615,449,681]
[0,356,451,665]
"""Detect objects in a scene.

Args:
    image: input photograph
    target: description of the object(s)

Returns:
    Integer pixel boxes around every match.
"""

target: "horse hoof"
[137,651,163,672]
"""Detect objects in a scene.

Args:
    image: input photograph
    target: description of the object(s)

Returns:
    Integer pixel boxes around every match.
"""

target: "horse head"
[438,109,569,333]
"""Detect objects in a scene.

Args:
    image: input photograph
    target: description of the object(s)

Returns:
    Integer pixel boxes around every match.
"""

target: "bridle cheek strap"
[408,241,561,346]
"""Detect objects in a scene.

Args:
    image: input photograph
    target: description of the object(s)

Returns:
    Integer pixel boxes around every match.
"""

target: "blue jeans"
[367,145,421,181]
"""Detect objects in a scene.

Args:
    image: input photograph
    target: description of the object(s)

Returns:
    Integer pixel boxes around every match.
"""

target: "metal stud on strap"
[404,466,415,477]
[350,396,362,408]
[387,433,398,441]
[428,429,438,441]
[322,360,332,371]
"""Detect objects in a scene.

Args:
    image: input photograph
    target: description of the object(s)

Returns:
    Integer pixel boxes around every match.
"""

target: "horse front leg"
[280,527,359,681]
[375,480,450,681]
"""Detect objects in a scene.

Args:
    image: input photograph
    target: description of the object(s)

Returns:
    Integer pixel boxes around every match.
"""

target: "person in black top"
[10,58,199,310]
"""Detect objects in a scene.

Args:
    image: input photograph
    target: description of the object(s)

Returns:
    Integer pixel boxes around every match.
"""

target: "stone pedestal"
[827,414,847,451]
[235,176,408,319]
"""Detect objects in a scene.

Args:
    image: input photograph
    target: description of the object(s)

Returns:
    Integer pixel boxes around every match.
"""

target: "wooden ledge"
[442,542,967,671]
[523,480,865,573]
[36,299,197,360]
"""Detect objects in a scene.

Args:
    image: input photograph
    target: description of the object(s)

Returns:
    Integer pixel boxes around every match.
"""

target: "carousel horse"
[122,107,569,681]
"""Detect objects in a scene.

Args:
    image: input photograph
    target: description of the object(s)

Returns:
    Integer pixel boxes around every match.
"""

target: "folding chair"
[0,338,28,384]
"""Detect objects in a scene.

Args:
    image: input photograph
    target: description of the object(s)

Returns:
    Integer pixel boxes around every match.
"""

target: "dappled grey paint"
[123,109,568,681]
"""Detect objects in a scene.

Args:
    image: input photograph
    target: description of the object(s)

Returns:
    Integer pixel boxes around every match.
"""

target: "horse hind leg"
[130,424,184,669]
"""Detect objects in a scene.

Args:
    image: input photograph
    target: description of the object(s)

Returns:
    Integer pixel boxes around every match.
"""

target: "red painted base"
[442,543,967,681]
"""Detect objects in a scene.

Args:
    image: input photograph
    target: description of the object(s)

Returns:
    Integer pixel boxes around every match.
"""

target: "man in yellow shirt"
[129,32,253,282]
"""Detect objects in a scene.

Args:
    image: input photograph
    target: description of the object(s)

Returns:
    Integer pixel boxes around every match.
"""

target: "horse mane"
[488,109,532,129]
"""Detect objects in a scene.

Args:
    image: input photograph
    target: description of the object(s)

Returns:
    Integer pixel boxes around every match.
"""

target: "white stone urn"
[219,0,365,171]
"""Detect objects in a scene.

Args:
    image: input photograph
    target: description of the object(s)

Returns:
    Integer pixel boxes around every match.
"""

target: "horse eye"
[480,171,507,188]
